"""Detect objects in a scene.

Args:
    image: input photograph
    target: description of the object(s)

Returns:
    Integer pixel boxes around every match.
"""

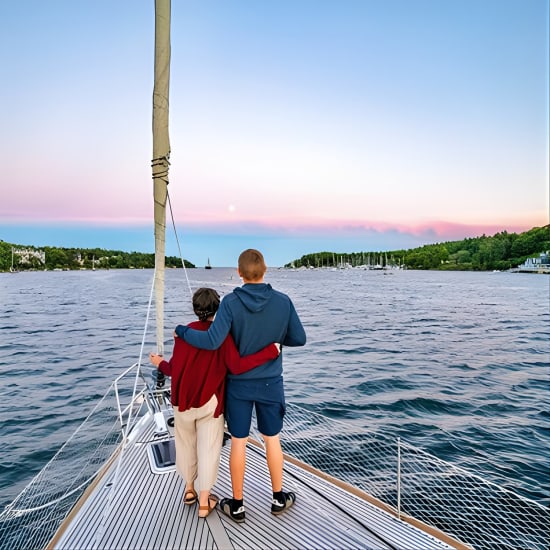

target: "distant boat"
[205,257,212,269]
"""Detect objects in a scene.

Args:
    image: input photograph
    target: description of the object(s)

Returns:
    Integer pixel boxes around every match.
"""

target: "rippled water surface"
[1,268,548,509]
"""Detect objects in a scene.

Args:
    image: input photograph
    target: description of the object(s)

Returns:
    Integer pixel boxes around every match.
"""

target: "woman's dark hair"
[192,287,220,322]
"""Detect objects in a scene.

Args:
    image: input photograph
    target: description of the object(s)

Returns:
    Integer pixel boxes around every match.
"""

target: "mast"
[151,0,171,356]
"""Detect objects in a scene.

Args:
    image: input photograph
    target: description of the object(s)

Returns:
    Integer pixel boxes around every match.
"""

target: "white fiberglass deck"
[50,415,459,550]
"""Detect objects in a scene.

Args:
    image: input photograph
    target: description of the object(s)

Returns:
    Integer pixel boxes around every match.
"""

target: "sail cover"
[152,0,171,355]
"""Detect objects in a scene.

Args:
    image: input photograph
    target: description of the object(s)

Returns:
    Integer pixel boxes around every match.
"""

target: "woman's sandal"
[184,488,198,505]
[198,495,219,519]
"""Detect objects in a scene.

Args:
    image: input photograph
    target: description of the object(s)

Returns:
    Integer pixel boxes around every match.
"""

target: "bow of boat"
[47,407,464,550]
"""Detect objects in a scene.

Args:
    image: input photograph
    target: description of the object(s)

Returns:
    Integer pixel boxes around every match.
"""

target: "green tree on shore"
[0,241,194,272]
[2,225,548,273]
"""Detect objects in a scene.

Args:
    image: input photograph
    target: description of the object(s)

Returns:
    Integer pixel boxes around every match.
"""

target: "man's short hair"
[238,249,267,281]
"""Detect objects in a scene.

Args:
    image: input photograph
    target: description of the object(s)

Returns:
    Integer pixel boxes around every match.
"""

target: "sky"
[0,0,548,267]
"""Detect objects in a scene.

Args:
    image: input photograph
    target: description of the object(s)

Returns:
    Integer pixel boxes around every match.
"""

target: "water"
[1,268,548,511]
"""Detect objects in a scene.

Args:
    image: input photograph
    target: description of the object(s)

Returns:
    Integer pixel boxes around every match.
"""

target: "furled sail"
[151,0,171,356]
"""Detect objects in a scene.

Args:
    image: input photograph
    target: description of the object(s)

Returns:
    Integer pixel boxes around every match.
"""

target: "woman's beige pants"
[173,394,224,492]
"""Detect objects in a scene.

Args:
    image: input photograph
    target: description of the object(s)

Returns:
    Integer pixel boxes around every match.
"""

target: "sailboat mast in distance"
[151,0,171,356]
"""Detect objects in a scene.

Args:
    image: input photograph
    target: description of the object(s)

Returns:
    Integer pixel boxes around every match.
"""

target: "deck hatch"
[148,438,176,473]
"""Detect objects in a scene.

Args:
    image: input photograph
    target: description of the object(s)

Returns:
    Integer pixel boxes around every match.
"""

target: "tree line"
[2,225,548,273]
[285,225,550,271]
[0,242,195,272]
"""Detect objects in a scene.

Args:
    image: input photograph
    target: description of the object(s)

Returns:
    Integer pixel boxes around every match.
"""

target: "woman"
[149,287,280,518]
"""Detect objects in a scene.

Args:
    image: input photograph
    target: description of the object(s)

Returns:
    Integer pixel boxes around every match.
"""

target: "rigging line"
[134,268,162,416]
[167,189,193,299]
[2,383,121,518]
[247,443,400,550]
[93,271,160,549]
[9,470,106,516]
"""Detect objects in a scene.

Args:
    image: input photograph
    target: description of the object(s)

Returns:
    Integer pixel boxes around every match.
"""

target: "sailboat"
[205,258,212,269]
[0,2,547,549]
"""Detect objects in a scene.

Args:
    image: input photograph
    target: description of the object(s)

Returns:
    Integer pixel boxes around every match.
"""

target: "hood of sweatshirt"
[233,283,273,313]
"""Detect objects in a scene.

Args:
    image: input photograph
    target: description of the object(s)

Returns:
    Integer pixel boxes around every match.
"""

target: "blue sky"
[0,0,548,267]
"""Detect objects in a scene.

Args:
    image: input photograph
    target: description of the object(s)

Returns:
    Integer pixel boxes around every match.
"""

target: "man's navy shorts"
[225,376,285,438]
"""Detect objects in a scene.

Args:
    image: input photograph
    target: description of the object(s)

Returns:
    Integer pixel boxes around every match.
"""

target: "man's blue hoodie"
[175,283,306,380]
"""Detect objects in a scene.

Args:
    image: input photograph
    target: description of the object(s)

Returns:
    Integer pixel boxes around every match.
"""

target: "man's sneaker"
[271,491,296,515]
[219,497,246,523]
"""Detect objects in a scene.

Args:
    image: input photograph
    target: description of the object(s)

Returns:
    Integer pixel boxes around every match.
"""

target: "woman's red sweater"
[158,320,278,417]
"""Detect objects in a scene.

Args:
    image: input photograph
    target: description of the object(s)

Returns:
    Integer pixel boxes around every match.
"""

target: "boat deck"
[50,416,459,550]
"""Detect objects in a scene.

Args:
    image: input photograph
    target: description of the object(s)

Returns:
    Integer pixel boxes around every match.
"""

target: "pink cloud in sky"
[3,205,545,242]
[175,210,547,235]
[165,216,547,245]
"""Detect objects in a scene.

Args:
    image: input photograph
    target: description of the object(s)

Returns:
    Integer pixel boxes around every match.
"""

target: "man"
[175,249,306,523]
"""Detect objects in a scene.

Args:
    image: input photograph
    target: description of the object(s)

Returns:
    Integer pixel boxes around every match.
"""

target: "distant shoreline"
[2,224,549,273]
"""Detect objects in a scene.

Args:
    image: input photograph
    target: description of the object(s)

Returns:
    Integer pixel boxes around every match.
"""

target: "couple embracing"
[150,249,306,521]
